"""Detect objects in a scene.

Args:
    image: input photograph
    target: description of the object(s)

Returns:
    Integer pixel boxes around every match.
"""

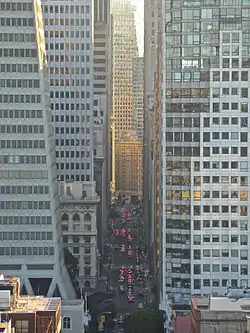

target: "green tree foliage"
[124,307,165,333]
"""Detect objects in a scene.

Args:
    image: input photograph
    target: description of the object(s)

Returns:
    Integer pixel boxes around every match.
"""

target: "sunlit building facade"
[115,134,143,197]
[0,0,75,299]
[111,0,138,138]
[163,0,250,306]
[132,57,144,141]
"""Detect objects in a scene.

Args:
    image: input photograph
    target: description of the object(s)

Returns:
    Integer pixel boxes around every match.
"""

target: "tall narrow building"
[111,0,138,138]
[132,57,144,141]
[111,0,138,198]
[162,0,250,307]
[93,0,112,255]
[143,0,162,303]
[42,0,94,183]
[0,0,75,299]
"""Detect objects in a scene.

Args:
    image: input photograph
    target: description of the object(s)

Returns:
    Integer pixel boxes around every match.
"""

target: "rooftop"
[0,276,18,286]
[13,297,61,313]
[174,315,191,333]
[193,296,250,313]
[210,297,250,312]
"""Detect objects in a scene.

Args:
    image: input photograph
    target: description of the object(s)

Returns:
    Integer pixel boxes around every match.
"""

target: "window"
[222,71,229,81]
[222,58,229,68]
[15,321,28,333]
[63,317,71,329]
[241,88,248,98]
[241,71,248,81]
[72,213,80,221]
[232,71,239,81]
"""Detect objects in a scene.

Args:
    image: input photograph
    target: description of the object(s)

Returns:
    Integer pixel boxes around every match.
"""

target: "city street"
[104,204,151,315]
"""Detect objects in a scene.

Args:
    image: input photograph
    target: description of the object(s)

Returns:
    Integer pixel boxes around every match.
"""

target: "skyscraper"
[93,0,112,255]
[162,0,250,306]
[0,0,75,299]
[143,0,162,302]
[42,0,94,183]
[132,57,144,141]
[111,0,138,139]
[111,0,138,198]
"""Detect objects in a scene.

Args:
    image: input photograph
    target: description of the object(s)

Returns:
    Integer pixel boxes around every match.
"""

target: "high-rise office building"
[111,0,138,197]
[0,0,75,299]
[132,57,144,141]
[111,0,138,139]
[143,0,162,302]
[162,0,250,306]
[116,133,143,197]
[93,0,112,255]
[42,0,94,183]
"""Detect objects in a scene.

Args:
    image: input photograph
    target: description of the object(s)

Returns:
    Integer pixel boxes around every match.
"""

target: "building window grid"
[190,30,250,293]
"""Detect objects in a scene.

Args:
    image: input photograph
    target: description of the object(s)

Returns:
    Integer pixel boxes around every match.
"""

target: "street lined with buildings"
[2,0,250,332]
[104,205,152,316]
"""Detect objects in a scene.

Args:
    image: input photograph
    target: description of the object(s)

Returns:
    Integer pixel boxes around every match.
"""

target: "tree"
[124,307,164,333]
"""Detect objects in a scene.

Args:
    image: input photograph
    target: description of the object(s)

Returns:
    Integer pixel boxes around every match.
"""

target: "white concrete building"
[60,182,100,290]
[62,299,87,333]
[42,0,94,182]
[0,0,75,299]
[132,57,144,141]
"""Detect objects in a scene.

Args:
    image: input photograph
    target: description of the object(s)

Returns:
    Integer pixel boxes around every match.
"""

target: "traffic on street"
[103,204,151,330]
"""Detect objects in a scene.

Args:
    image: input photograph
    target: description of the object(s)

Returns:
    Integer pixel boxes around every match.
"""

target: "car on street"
[119,275,125,283]
[127,250,133,257]
[119,285,125,292]
[136,274,143,282]
[127,276,134,284]
[127,294,135,303]
[127,267,133,274]
[121,228,127,237]
[120,266,126,273]
[120,245,126,254]
[127,234,133,242]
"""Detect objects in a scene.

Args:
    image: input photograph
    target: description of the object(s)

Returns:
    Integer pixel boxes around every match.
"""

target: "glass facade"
[164,0,250,304]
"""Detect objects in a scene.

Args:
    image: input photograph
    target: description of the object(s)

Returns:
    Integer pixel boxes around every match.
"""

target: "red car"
[127,235,133,242]
[127,295,135,303]
[127,268,133,274]
[127,250,133,257]
[127,272,134,282]
[120,245,126,254]
[120,228,127,237]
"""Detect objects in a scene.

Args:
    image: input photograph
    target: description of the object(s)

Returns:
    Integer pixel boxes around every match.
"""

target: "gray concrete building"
[93,0,112,257]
